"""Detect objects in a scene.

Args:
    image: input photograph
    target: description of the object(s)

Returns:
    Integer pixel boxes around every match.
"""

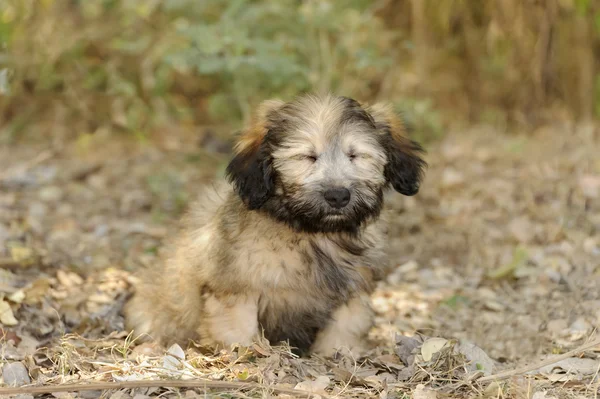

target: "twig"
[0,379,323,398]
[478,336,600,383]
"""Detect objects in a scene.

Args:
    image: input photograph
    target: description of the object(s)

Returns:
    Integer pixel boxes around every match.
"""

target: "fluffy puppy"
[124,94,426,356]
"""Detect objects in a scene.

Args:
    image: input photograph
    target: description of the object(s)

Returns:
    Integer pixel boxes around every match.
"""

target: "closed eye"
[292,154,318,162]
[348,152,371,161]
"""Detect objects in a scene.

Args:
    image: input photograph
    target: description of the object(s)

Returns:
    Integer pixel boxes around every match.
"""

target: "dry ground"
[0,122,599,398]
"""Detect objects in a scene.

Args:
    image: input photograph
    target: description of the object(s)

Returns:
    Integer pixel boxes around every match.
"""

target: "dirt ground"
[0,122,599,398]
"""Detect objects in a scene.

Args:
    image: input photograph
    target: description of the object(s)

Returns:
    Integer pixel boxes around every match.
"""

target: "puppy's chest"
[235,236,369,296]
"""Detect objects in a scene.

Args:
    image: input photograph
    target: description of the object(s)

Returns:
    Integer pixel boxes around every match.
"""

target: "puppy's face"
[226,94,426,233]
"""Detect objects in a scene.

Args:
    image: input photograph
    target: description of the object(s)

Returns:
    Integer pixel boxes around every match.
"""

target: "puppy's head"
[226,94,426,233]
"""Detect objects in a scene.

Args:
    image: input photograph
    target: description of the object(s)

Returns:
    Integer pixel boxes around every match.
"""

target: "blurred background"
[0,1,600,391]
[1,0,598,144]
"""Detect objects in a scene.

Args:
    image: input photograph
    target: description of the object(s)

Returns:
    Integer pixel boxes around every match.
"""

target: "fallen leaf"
[395,334,422,366]
[412,384,437,399]
[0,298,18,326]
[420,338,449,362]
[295,376,330,394]
[7,289,25,304]
[537,357,600,377]
[56,270,84,287]
[162,343,185,371]
[24,278,52,305]
[456,340,495,376]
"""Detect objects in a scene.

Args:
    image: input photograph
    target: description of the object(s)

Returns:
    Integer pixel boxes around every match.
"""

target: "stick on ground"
[0,379,323,398]
[478,336,600,383]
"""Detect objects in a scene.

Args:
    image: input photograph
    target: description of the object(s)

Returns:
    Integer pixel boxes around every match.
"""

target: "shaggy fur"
[124,94,426,356]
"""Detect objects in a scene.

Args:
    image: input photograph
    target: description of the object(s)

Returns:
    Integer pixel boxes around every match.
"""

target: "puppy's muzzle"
[324,187,351,209]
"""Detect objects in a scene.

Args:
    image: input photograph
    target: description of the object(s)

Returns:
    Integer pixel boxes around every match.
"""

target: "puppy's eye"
[348,152,370,161]
[293,154,318,162]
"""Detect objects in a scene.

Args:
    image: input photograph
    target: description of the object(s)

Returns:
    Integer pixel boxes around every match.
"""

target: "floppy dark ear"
[225,100,284,209]
[367,103,427,196]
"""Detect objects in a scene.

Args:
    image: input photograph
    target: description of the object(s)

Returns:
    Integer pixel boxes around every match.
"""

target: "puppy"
[124,94,426,356]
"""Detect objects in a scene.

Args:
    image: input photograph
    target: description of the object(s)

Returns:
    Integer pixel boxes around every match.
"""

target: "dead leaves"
[295,376,330,395]
[0,297,18,326]
[535,357,600,382]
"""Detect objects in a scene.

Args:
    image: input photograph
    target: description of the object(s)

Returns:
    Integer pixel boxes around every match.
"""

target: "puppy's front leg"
[311,294,374,356]
[200,294,260,347]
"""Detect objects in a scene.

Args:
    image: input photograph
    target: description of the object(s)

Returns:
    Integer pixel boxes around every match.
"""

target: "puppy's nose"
[324,188,351,208]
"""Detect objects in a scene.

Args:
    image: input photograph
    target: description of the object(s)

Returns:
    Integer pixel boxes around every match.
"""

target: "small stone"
[2,362,31,386]
[38,186,64,202]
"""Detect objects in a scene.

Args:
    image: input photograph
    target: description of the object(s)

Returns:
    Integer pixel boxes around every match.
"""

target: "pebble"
[2,361,31,386]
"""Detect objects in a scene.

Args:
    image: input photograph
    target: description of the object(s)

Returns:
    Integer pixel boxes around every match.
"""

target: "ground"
[0,123,599,398]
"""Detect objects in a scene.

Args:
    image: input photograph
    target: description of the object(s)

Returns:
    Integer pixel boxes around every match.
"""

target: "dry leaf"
[295,376,330,394]
[7,289,25,304]
[0,299,18,326]
[456,340,495,376]
[537,357,600,377]
[163,343,185,371]
[395,334,422,365]
[24,278,52,305]
[412,384,437,399]
[420,338,448,362]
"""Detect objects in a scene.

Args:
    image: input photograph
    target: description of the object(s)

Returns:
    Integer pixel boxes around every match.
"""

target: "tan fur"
[124,94,426,355]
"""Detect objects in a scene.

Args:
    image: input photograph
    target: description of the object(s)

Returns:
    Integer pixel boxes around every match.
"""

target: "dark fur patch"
[333,235,367,257]
[258,185,384,234]
[259,305,330,356]
[225,137,275,210]
[310,241,353,296]
[379,132,427,196]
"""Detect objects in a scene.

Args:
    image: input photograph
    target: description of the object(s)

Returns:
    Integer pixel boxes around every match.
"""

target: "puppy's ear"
[367,103,427,196]
[225,100,284,209]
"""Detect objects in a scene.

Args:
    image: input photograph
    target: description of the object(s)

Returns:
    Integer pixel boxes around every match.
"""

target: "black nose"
[324,187,351,209]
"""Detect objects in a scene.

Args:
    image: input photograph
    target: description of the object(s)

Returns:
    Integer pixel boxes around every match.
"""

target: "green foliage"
[165,0,395,121]
[0,0,398,138]
[395,98,444,144]
[0,0,598,141]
